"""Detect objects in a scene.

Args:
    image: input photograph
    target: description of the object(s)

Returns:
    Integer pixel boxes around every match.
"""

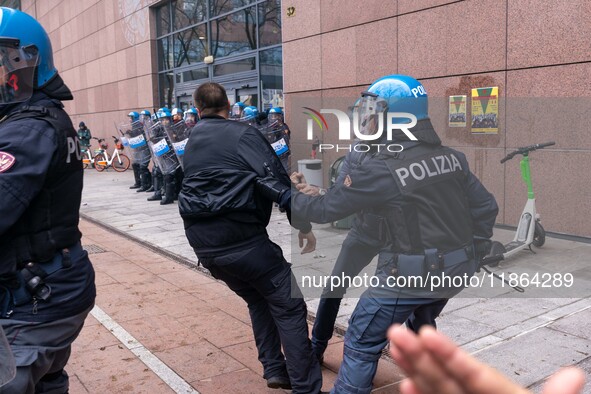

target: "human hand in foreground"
[388,325,585,394]
[298,230,316,254]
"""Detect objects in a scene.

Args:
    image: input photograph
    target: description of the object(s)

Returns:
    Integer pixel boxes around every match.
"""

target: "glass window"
[173,25,208,68]
[176,67,209,83]
[173,0,207,31]
[158,37,174,71]
[209,0,253,18]
[157,3,171,37]
[0,0,21,9]
[213,57,255,77]
[260,47,282,109]
[258,0,281,48]
[159,72,175,108]
[210,7,257,58]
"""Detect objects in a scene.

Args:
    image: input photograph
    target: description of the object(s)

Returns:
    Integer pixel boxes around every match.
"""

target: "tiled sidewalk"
[68,219,404,393]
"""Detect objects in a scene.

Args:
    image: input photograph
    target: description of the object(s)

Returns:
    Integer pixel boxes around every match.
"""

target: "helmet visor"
[268,113,282,124]
[232,104,243,116]
[354,93,388,136]
[0,41,38,105]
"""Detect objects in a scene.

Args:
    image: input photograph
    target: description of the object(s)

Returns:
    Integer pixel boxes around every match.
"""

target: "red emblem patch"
[0,152,16,173]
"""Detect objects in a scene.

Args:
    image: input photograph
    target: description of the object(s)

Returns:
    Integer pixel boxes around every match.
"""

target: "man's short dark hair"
[193,83,230,116]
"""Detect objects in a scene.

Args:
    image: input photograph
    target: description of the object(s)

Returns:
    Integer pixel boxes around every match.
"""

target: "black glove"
[474,237,492,262]
[255,176,290,206]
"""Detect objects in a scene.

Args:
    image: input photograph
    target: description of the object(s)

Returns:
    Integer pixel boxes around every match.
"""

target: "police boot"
[147,175,162,201]
[129,164,141,189]
[160,181,176,205]
[137,174,149,192]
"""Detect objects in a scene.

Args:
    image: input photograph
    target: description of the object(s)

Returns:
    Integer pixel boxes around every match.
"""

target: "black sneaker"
[129,184,141,189]
[267,376,292,390]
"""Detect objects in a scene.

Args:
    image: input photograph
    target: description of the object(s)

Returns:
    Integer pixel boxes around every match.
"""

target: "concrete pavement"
[78,168,591,392]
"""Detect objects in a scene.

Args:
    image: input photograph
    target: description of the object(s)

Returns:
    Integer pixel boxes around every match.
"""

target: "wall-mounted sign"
[471,87,499,134]
[448,95,467,127]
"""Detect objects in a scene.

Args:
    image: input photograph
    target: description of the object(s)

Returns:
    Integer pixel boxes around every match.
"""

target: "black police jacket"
[0,88,96,322]
[291,120,499,252]
[0,92,83,273]
[179,115,310,254]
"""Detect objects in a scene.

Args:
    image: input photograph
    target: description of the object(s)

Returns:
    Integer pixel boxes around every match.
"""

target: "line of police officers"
[117,102,291,206]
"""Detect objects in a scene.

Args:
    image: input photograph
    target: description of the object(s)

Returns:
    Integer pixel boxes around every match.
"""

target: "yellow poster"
[448,95,467,127]
[471,87,498,134]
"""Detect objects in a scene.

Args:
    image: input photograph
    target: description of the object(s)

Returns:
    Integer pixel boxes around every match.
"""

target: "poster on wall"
[471,87,499,134]
[448,95,467,127]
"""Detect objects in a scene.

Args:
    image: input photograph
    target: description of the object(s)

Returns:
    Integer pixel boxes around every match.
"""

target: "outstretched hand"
[388,325,585,394]
[298,230,316,254]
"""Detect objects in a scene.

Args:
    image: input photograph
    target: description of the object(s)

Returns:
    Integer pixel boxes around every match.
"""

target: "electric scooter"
[498,141,555,259]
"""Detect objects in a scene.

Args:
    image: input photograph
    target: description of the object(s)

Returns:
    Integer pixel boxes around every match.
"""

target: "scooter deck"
[505,241,525,252]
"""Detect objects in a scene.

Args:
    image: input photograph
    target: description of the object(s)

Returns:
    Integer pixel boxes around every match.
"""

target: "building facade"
[6,0,591,237]
[17,0,282,138]
[282,0,591,237]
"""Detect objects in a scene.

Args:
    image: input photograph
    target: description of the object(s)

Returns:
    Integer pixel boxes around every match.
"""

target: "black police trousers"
[198,235,322,394]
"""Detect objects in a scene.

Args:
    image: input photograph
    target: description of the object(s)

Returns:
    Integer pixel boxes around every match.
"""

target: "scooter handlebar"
[500,141,555,163]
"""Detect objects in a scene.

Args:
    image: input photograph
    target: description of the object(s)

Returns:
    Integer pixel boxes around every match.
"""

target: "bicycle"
[81,137,100,169]
[94,136,131,172]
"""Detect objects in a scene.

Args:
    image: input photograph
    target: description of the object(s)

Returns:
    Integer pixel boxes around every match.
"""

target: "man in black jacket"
[0,8,96,393]
[178,83,323,394]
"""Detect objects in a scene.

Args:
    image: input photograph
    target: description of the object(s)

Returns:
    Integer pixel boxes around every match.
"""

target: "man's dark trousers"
[311,226,382,359]
[199,235,322,394]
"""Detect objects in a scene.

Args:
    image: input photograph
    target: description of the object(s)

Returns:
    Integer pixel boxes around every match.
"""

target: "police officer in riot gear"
[127,111,142,188]
[0,8,96,393]
[231,101,245,120]
[184,107,199,128]
[123,110,152,192]
[240,106,259,127]
[146,108,167,202]
[265,107,291,173]
[268,75,498,393]
[179,83,325,394]
[147,108,180,205]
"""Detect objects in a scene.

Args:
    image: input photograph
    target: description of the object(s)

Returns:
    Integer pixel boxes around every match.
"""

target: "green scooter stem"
[520,154,535,199]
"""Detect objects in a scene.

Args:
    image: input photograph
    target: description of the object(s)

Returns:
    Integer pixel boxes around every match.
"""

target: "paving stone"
[474,327,591,387]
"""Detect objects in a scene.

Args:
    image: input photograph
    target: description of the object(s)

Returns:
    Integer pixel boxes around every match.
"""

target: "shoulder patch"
[0,152,15,173]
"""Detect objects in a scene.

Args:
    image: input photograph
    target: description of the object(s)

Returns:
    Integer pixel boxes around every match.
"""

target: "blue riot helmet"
[157,108,172,126]
[232,101,245,118]
[241,106,258,123]
[268,107,284,125]
[139,109,151,123]
[128,111,140,122]
[355,74,428,138]
[0,8,56,104]
[171,107,183,123]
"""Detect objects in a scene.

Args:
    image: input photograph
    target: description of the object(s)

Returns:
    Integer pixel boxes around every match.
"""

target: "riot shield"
[262,124,290,157]
[117,120,151,165]
[0,327,16,387]
[165,121,191,169]
[259,123,290,172]
[145,121,180,175]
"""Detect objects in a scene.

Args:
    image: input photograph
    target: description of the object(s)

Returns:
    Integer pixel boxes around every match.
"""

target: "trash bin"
[329,156,355,229]
[297,159,323,187]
